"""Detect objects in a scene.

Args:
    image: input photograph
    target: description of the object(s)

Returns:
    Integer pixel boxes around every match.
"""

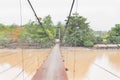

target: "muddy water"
[61,48,120,80]
[0,49,50,80]
[0,48,120,80]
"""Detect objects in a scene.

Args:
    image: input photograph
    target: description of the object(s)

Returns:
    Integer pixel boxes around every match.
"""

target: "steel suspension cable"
[17,56,37,80]
[27,0,50,40]
[66,49,120,80]
[21,49,24,80]
[73,49,76,80]
[11,52,46,80]
[61,0,75,42]
[0,63,22,74]
[73,30,76,80]
[11,56,36,80]
[93,63,120,79]
[19,0,25,79]
[73,0,78,79]
[75,0,78,13]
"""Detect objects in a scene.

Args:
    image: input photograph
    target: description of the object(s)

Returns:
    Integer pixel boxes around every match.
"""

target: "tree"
[19,15,55,47]
[94,31,107,44]
[42,15,55,40]
[0,24,5,31]
[55,22,64,39]
[107,24,120,44]
[64,13,95,47]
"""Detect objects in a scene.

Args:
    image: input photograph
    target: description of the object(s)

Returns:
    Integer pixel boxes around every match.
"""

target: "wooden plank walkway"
[32,44,68,80]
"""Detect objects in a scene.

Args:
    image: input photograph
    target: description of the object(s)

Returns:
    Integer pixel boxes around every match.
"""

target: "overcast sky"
[0,0,120,31]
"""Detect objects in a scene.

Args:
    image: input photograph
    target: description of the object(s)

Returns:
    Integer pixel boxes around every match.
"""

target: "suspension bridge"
[0,0,120,80]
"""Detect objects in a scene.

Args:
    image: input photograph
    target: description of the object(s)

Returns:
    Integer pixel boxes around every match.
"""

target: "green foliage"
[83,40,94,47]
[0,35,11,46]
[0,15,55,48]
[107,24,120,44]
[55,22,64,39]
[64,13,95,47]
[94,31,107,44]
[0,24,17,46]
[19,15,55,47]
[0,24,5,31]
[95,36,103,44]
[1,14,110,48]
[43,15,55,40]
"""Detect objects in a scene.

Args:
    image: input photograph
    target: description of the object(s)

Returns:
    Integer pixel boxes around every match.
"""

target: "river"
[0,48,120,80]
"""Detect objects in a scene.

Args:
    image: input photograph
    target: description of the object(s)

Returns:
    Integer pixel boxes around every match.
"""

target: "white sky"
[0,0,120,31]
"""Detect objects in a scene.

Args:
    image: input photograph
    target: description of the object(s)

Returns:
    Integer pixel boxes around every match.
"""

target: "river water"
[0,48,120,80]
[62,48,120,80]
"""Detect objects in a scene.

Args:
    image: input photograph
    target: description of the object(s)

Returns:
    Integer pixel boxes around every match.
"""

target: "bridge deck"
[32,44,68,80]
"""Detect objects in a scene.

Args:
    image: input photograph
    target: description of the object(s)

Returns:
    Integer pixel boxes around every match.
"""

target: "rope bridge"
[0,0,120,80]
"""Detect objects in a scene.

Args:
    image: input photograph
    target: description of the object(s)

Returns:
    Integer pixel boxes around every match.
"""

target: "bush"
[83,40,94,47]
